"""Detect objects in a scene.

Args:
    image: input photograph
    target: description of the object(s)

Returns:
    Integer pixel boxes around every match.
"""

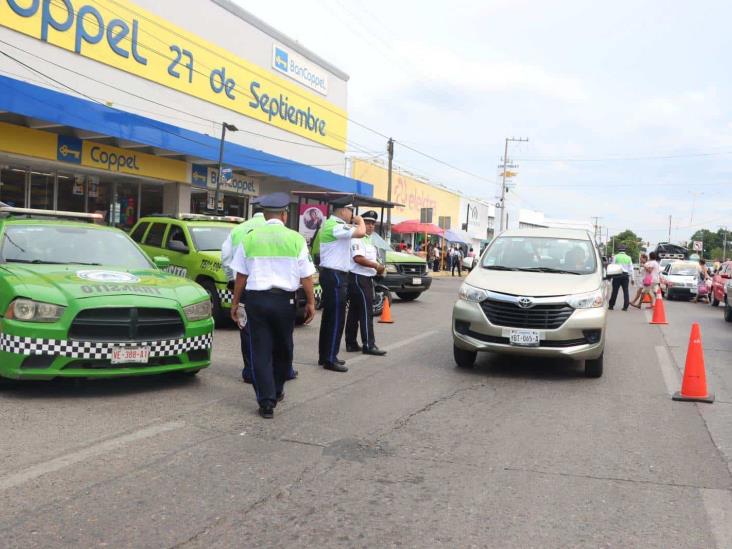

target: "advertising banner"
[299,204,328,243]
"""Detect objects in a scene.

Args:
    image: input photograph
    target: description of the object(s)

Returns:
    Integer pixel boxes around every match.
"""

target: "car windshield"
[481,236,596,274]
[189,226,234,251]
[0,225,153,268]
[669,263,698,276]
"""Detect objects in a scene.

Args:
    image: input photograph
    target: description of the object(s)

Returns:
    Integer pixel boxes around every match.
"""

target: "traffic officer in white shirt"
[345,210,387,356]
[314,196,366,372]
[230,193,316,419]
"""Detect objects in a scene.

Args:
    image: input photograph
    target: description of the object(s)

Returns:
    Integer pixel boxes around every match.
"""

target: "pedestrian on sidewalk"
[230,193,316,419]
[433,245,441,272]
[451,246,464,276]
[608,245,633,310]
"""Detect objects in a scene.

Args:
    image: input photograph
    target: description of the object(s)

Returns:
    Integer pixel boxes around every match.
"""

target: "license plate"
[509,330,540,347]
[412,277,422,285]
[111,347,150,364]
[690,288,697,294]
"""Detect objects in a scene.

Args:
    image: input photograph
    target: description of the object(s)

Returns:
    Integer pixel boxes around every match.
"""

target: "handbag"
[642,273,652,286]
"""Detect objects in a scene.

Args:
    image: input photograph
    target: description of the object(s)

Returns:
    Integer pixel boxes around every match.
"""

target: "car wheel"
[585,353,604,378]
[295,306,306,325]
[454,345,477,369]
[372,289,390,317]
[725,299,732,322]
[396,292,420,301]
[200,280,224,326]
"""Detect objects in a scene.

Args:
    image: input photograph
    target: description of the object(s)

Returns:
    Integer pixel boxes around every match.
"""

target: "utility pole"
[498,136,528,232]
[215,122,238,213]
[668,215,672,243]
[724,226,728,261]
[386,137,394,239]
[591,216,602,245]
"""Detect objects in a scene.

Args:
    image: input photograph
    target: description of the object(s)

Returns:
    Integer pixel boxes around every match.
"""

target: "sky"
[238,0,732,245]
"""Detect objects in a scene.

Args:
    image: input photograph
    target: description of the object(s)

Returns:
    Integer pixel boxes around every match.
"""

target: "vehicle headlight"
[184,300,212,321]
[458,283,490,302]
[566,289,604,309]
[7,299,65,322]
[385,263,398,273]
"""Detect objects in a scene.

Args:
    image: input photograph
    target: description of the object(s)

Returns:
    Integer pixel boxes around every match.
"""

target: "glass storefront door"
[29,171,54,210]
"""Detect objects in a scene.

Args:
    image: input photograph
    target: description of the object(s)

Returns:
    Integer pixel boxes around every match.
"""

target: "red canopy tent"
[391,220,444,236]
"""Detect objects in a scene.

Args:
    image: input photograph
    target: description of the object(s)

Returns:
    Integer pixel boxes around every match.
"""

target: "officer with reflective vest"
[345,210,387,356]
[314,197,366,372]
[230,193,316,419]
[608,244,633,311]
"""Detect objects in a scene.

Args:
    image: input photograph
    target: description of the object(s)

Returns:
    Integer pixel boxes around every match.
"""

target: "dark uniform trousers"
[245,290,295,407]
[345,273,375,349]
[609,274,630,309]
[318,267,349,363]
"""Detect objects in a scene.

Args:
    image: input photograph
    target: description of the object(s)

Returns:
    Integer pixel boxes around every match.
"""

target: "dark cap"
[330,195,355,209]
[362,210,378,222]
[253,192,290,211]
[617,244,627,252]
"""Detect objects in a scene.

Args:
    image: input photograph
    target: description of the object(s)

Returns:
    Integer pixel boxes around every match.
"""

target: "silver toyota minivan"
[452,228,622,377]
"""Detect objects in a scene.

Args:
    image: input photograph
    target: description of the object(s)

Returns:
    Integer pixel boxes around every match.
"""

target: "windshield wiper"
[518,267,582,275]
[67,261,102,266]
[483,265,520,271]
[4,259,67,264]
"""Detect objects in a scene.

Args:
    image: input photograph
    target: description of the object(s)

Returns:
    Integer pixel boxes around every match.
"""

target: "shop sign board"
[298,203,327,243]
[0,0,348,151]
[193,165,259,196]
[272,44,329,96]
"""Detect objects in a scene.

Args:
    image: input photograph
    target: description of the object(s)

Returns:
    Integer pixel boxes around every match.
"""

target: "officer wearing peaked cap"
[345,210,386,356]
[313,196,366,372]
[230,192,316,419]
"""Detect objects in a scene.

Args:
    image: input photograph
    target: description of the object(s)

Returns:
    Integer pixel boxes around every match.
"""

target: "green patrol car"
[130,214,322,325]
[0,207,214,380]
[382,250,432,301]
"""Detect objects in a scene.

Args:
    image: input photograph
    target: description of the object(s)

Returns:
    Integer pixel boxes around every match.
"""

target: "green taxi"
[0,207,214,380]
[130,215,239,324]
[131,214,322,325]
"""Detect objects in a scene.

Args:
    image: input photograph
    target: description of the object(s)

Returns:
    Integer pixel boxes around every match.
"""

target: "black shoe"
[608,307,614,310]
[242,372,253,384]
[362,346,386,356]
[345,343,362,352]
[318,358,345,366]
[286,369,298,380]
[322,362,349,373]
[622,307,628,311]
[259,406,274,419]
[276,392,285,402]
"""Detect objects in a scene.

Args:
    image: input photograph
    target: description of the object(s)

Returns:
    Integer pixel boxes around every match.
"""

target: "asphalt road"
[1,278,731,548]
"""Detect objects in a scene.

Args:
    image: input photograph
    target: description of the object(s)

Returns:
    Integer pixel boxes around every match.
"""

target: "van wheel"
[725,299,732,322]
[200,280,224,326]
[585,353,604,378]
[454,345,477,369]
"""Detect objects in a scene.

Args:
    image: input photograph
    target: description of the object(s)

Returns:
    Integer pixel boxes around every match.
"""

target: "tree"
[688,228,732,259]
[609,230,643,261]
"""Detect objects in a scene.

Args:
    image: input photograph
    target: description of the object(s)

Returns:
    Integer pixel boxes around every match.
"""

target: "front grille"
[69,308,185,342]
[63,356,181,369]
[398,264,427,276]
[480,299,574,330]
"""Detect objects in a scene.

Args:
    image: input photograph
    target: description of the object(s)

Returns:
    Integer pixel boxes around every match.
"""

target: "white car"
[660,261,699,300]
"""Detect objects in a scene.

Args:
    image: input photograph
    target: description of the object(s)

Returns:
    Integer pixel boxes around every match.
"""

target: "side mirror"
[605,264,623,279]
[153,256,171,269]
[167,240,189,253]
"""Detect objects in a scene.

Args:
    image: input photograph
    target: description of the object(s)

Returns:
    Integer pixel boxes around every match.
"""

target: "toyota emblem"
[517,297,534,309]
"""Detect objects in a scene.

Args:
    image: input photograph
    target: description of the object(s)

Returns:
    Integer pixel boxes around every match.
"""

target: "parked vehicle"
[711,261,732,307]
[660,261,700,300]
[0,207,214,380]
[382,250,432,301]
[452,228,621,378]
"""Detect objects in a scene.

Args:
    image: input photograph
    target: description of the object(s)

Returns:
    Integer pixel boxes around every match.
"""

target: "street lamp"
[214,122,238,213]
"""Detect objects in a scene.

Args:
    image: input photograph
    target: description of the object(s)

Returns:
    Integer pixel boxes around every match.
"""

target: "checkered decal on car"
[314,285,323,300]
[0,333,213,358]
[217,288,233,305]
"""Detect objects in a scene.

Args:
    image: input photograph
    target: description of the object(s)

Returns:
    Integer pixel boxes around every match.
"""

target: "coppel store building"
[0,0,371,230]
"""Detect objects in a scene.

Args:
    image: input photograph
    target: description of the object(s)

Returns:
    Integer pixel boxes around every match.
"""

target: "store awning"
[391,220,444,236]
[0,75,372,195]
[444,229,471,244]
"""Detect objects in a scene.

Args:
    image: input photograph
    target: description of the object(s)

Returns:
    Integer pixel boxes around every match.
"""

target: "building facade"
[0,0,370,229]
[458,196,495,250]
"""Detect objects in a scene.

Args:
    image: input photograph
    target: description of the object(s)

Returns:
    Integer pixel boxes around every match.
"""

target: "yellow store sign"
[351,159,461,225]
[0,0,348,151]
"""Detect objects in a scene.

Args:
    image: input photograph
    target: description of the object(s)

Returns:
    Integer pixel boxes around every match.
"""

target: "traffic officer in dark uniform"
[230,193,316,419]
[345,210,387,356]
[314,197,366,372]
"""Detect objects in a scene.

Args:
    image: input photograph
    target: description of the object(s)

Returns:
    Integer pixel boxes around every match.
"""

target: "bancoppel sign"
[272,44,329,96]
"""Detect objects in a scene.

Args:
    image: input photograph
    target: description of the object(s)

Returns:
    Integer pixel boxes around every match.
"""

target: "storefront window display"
[57,174,86,212]
[29,171,54,210]
[0,167,26,207]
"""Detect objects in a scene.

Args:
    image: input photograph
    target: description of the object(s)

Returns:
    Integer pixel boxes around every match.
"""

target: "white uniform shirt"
[318,215,356,272]
[350,235,378,277]
[231,220,315,291]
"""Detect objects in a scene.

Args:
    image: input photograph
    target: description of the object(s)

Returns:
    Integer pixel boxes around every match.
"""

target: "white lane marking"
[344,330,439,367]
[702,488,732,549]
[0,421,184,492]
[655,345,680,396]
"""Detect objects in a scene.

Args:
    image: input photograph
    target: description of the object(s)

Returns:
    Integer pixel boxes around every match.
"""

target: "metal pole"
[499,138,509,232]
[668,215,672,243]
[724,227,728,260]
[214,123,227,214]
[386,138,394,239]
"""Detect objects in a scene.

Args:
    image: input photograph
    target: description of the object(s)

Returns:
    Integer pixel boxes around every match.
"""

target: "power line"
[516,150,732,162]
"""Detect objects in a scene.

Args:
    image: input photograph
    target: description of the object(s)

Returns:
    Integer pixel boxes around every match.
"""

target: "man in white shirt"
[313,196,366,372]
[345,210,386,356]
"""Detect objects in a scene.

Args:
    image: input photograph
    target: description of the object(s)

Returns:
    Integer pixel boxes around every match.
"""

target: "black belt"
[321,267,348,274]
[249,288,295,296]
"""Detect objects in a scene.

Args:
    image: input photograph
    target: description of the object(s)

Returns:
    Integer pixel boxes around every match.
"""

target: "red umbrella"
[391,220,444,235]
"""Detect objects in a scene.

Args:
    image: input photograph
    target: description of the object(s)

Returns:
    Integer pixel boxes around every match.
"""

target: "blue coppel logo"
[274,48,289,72]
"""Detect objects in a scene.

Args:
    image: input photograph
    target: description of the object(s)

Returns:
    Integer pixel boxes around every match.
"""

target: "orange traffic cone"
[650,294,668,324]
[673,323,714,403]
[642,292,652,304]
[378,295,394,324]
